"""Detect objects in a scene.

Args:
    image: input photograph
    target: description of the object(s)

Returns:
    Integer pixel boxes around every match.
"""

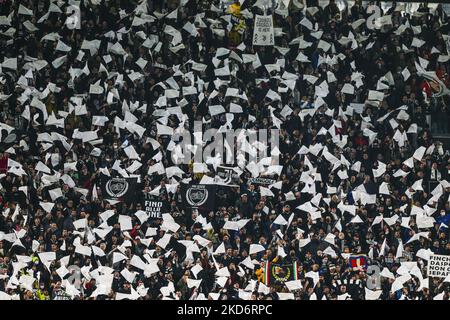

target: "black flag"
[181,183,217,213]
[101,177,138,202]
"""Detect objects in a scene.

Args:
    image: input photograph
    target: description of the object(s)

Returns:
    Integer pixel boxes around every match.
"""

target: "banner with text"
[428,254,450,278]
[252,15,274,46]
[144,194,168,219]
[248,177,276,185]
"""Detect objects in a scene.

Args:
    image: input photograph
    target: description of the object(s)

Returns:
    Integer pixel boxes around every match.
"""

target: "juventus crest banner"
[215,166,240,186]
[181,183,217,213]
[252,15,274,46]
[101,177,138,202]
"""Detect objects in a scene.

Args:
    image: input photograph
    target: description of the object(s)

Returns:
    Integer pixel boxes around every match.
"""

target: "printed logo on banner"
[106,178,129,198]
[100,176,137,202]
[216,166,240,186]
[253,15,274,46]
[181,184,217,213]
[217,167,233,184]
[271,265,291,282]
[186,186,209,206]
[264,261,299,286]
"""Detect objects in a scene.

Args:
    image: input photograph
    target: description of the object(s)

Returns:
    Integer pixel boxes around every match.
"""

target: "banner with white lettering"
[427,254,450,278]
[248,177,276,185]
[252,15,274,46]
[144,194,168,219]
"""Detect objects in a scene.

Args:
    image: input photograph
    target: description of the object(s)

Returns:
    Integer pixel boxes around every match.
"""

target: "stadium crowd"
[0,0,449,300]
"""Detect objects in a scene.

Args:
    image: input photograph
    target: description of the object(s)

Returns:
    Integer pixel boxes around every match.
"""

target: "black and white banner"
[100,177,137,202]
[181,184,217,213]
[215,166,240,186]
[428,254,450,278]
[252,15,274,46]
[144,194,168,219]
[248,177,276,185]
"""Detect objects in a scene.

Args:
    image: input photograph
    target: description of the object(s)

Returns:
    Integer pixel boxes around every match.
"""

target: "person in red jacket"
[354,132,368,147]
[420,79,432,98]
